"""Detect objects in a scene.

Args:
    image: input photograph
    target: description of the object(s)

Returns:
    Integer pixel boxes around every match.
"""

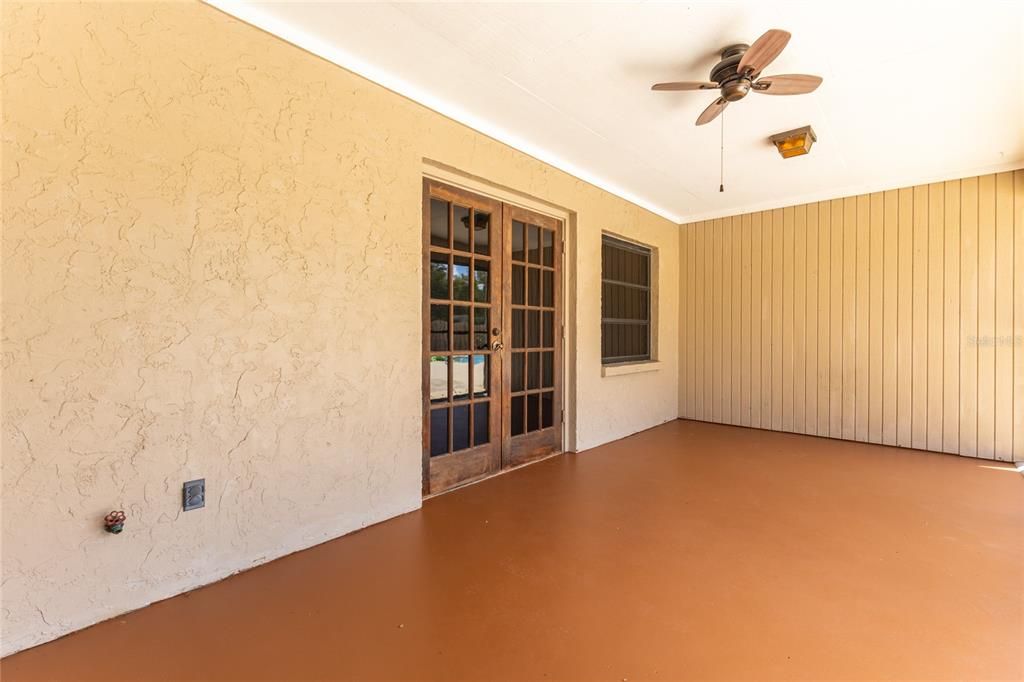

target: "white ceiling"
[210,1,1024,222]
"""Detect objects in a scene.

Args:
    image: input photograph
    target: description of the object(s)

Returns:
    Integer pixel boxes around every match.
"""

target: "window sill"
[601,360,662,377]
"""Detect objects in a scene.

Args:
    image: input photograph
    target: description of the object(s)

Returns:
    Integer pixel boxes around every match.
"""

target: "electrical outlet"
[183,479,205,511]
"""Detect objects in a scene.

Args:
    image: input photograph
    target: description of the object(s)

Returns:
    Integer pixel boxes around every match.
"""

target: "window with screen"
[601,235,652,364]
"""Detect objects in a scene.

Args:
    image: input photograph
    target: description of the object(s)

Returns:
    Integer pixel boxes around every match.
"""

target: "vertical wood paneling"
[696,220,704,417]
[1015,170,1024,461]
[783,206,795,431]
[711,219,722,422]
[764,210,772,426]
[830,199,844,438]
[881,190,899,445]
[960,179,979,457]
[794,204,807,433]
[868,192,884,443]
[818,201,831,436]
[896,188,914,447]
[687,223,696,417]
[740,214,752,427]
[805,203,819,436]
[942,180,960,454]
[771,208,784,431]
[927,183,945,451]
[680,170,1023,461]
[751,212,763,428]
[732,217,742,424]
[720,218,729,419]
[855,194,870,441]
[911,185,929,449]
[977,175,996,458]
[994,173,1014,461]
[842,197,857,440]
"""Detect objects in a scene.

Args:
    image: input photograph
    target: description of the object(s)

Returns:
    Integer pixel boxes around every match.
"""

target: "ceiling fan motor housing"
[711,44,752,101]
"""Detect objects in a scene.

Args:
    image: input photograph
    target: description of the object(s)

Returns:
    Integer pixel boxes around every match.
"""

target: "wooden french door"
[422,180,563,495]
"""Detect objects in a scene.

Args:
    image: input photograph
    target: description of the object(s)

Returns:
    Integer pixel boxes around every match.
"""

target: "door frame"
[421,163,577,495]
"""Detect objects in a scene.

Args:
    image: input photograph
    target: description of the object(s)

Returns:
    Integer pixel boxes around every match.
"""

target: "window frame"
[600,234,652,365]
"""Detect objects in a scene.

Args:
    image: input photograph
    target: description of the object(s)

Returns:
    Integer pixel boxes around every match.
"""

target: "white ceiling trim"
[204,0,685,224]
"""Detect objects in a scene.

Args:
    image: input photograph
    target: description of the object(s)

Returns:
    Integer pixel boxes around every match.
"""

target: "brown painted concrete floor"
[3,420,1023,681]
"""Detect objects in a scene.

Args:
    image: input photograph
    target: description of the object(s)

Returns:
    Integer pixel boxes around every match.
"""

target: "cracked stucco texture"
[1,1,679,655]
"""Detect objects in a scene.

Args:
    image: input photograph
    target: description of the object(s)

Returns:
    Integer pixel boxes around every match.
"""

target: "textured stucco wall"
[1,1,679,654]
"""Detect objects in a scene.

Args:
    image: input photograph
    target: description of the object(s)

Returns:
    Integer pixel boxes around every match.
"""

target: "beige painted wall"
[1,2,679,655]
[679,171,1024,462]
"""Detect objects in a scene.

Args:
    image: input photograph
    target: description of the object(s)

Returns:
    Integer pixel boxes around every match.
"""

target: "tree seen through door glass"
[452,256,470,301]
[474,261,489,302]
[430,253,448,299]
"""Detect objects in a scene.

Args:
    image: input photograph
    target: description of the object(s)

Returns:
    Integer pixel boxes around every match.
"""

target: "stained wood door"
[422,180,503,494]
[502,205,563,468]
[422,181,564,495]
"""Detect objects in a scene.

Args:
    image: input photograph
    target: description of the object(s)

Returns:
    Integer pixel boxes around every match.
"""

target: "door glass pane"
[512,265,525,305]
[542,229,554,266]
[511,395,524,436]
[528,224,541,264]
[430,305,449,352]
[453,404,470,451]
[543,270,554,307]
[474,212,490,255]
[527,352,540,390]
[430,356,448,402]
[453,205,471,252]
[541,392,553,428]
[474,261,489,302]
[472,355,488,397]
[474,308,489,350]
[473,402,489,445]
[528,268,540,306]
[452,355,470,399]
[453,306,470,350]
[527,393,540,432]
[543,311,553,348]
[452,256,471,301]
[542,351,553,388]
[512,309,525,348]
[512,221,526,262]
[511,352,524,392]
[430,253,448,300]
[430,408,448,457]
[527,310,540,348]
[430,199,449,248]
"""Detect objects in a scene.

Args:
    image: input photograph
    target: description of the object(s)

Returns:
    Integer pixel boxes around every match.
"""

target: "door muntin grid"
[428,196,495,457]
[508,219,557,438]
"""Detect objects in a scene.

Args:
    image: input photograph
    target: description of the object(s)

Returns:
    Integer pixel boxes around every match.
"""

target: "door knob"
[491,341,504,352]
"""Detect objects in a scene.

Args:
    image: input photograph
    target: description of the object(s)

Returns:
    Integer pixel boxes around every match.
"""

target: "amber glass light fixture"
[769,125,817,158]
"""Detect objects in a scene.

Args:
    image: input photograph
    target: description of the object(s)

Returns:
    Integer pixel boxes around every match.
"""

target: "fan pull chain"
[719,109,725,193]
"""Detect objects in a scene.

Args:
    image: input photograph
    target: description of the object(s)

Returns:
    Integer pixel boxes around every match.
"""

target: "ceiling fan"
[652,29,822,126]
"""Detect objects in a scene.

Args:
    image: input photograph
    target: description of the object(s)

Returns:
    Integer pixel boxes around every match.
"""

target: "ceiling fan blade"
[738,29,791,76]
[752,74,823,95]
[651,81,719,91]
[696,97,728,126]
